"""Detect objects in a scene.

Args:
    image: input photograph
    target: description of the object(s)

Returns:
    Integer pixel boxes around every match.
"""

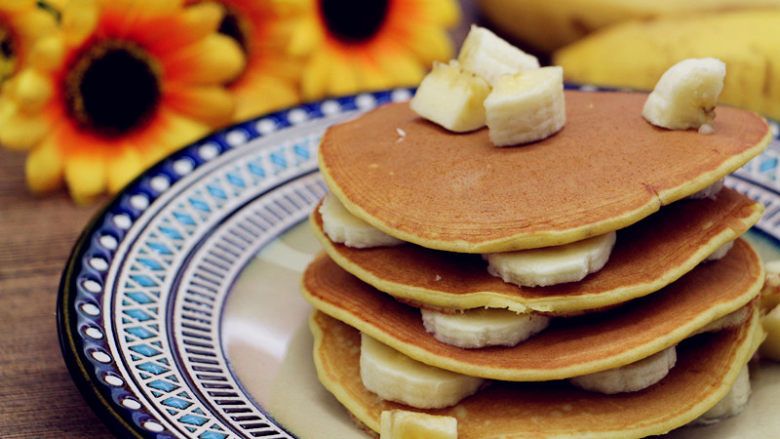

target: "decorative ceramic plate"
[58,88,780,439]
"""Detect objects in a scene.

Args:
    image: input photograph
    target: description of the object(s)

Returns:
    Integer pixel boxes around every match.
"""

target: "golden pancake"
[318,91,770,253]
[309,303,764,439]
[302,238,762,381]
[312,188,762,314]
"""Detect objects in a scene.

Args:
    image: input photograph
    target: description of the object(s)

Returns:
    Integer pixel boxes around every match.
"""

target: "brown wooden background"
[0,3,479,437]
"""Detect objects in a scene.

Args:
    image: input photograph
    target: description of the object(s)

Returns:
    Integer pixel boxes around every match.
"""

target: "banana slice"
[483,66,566,146]
[484,231,616,287]
[687,178,725,200]
[569,346,677,394]
[409,60,491,133]
[319,193,404,248]
[759,304,780,361]
[761,260,780,311]
[696,365,751,424]
[421,308,551,348]
[457,24,539,86]
[694,305,750,335]
[705,240,735,262]
[380,410,458,439]
[360,333,485,409]
[642,58,726,131]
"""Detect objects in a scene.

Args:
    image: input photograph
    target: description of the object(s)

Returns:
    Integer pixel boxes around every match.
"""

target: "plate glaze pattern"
[58,87,780,439]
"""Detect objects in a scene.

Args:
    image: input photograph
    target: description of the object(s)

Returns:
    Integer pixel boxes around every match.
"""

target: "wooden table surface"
[0,147,113,437]
[0,3,481,437]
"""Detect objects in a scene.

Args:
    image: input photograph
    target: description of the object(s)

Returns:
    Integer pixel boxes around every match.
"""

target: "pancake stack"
[300,89,772,438]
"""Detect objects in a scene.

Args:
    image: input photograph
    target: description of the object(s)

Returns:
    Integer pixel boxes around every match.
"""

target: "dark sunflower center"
[218,5,250,53]
[66,41,161,138]
[319,0,390,43]
[0,23,16,82]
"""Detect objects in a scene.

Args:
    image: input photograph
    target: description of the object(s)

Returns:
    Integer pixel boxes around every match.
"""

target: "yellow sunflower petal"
[402,25,454,65]
[355,63,395,93]
[325,55,359,97]
[0,0,35,13]
[9,6,58,40]
[107,145,145,193]
[0,108,51,151]
[180,1,224,38]
[62,0,99,47]
[25,136,63,194]
[287,16,322,56]
[232,75,299,121]
[164,34,245,85]
[64,153,107,205]
[372,50,425,87]
[301,51,332,101]
[143,111,208,166]
[418,0,460,27]
[29,34,66,72]
[166,86,235,127]
[13,69,53,112]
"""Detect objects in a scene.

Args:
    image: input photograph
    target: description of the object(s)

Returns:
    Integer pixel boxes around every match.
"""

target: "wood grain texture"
[0,148,113,438]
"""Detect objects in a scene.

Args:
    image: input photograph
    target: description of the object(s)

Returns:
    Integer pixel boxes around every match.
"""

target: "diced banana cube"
[483,66,566,147]
[410,60,490,133]
[458,24,539,86]
[642,58,726,130]
[380,410,458,439]
[760,304,780,361]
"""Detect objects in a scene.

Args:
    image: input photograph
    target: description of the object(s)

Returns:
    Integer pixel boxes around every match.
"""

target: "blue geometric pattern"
[62,86,780,439]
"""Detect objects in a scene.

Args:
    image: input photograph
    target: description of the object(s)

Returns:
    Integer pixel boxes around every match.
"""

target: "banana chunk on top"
[642,57,726,131]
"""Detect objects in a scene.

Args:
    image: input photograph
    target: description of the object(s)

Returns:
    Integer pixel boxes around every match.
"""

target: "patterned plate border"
[58,87,780,439]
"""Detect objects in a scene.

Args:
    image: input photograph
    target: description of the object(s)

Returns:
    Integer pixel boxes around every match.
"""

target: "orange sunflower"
[191,0,301,121]
[0,0,58,85]
[0,0,245,204]
[286,0,460,101]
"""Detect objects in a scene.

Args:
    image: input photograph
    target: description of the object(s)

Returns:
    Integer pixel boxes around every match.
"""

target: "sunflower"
[0,1,58,85]
[0,0,245,204]
[286,0,460,101]
[191,0,301,121]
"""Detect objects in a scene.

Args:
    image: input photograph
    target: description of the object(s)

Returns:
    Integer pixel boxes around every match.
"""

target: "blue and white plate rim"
[56,86,780,439]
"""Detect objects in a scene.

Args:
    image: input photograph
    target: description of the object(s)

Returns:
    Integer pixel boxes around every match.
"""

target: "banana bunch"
[552,9,780,121]
[476,0,780,53]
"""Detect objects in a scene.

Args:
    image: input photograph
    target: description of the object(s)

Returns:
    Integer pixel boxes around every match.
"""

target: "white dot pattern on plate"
[91,350,112,363]
[99,235,118,250]
[129,194,149,210]
[89,257,108,271]
[321,100,340,115]
[150,175,170,192]
[82,279,102,293]
[256,119,276,134]
[288,108,308,124]
[113,214,132,230]
[226,130,247,146]
[104,374,124,386]
[80,303,100,316]
[121,398,142,410]
[199,143,219,160]
[391,88,413,102]
[84,327,103,339]
[356,93,376,109]
[143,421,164,433]
[173,158,194,175]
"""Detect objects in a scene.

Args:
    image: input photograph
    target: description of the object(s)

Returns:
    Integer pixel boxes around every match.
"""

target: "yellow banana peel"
[477,0,780,53]
[553,9,780,121]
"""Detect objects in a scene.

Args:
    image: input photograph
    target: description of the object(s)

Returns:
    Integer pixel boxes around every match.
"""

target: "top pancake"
[318,90,770,253]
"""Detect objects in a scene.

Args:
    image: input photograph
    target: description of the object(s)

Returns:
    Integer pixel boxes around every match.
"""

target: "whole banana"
[477,0,780,53]
[553,9,780,121]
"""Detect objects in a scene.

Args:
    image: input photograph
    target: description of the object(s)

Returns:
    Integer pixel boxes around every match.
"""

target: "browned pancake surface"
[318,91,769,252]
[302,239,762,380]
[312,187,761,313]
[310,306,761,438]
